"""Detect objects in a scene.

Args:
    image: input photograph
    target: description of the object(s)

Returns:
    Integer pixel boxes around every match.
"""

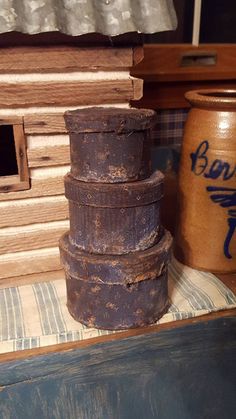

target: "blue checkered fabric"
[151,109,189,146]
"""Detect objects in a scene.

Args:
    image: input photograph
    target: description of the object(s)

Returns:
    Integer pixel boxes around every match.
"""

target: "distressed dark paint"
[64,170,164,208]
[59,230,172,285]
[64,107,157,183]
[66,269,169,330]
[60,230,172,329]
[0,316,235,419]
[69,201,161,254]
[61,106,172,330]
[65,170,164,254]
[64,107,157,134]
[69,131,151,183]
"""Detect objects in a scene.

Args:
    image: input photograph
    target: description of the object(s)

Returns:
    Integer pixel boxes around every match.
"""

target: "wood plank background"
[0,176,65,202]
[0,116,23,125]
[0,270,64,290]
[28,145,70,168]
[0,79,143,108]
[24,115,67,134]
[0,247,61,279]
[0,220,69,254]
[0,196,68,228]
[0,45,143,280]
[0,46,143,73]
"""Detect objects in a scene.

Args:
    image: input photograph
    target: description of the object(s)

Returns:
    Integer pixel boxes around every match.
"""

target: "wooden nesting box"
[60,107,172,329]
[64,107,163,255]
[60,229,172,329]
[0,45,143,284]
[65,171,164,255]
[64,107,156,183]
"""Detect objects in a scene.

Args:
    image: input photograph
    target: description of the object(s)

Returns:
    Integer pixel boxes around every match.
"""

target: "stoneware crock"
[175,89,236,273]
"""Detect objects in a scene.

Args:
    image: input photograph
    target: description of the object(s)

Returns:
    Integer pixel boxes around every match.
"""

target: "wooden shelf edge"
[131,44,236,82]
[0,308,235,364]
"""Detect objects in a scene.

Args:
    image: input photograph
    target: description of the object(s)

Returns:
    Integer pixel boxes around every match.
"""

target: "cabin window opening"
[0,125,18,176]
[0,121,30,193]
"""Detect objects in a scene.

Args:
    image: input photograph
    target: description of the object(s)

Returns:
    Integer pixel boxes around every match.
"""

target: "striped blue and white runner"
[0,257,235,354]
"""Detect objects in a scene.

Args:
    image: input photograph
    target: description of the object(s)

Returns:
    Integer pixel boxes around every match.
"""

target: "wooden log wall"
[0,46,143,283]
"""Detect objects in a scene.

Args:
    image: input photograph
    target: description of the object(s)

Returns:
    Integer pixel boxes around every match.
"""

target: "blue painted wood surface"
[0,316,235,419]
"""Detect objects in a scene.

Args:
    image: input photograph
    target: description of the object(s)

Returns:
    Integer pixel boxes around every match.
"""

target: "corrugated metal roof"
[0,0,177,36]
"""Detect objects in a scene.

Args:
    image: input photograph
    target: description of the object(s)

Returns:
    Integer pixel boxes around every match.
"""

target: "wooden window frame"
[0,117,29,193]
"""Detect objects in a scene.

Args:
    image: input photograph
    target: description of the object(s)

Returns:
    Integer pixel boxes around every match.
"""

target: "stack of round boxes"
[59,107,172,330]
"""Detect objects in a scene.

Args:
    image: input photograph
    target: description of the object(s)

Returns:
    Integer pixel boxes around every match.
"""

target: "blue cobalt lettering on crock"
[207,186,236,259]
[190,141,236,259]
[190,140,236,180]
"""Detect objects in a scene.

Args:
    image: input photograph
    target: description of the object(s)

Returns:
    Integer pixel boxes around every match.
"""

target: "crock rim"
[185,89,236,109]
